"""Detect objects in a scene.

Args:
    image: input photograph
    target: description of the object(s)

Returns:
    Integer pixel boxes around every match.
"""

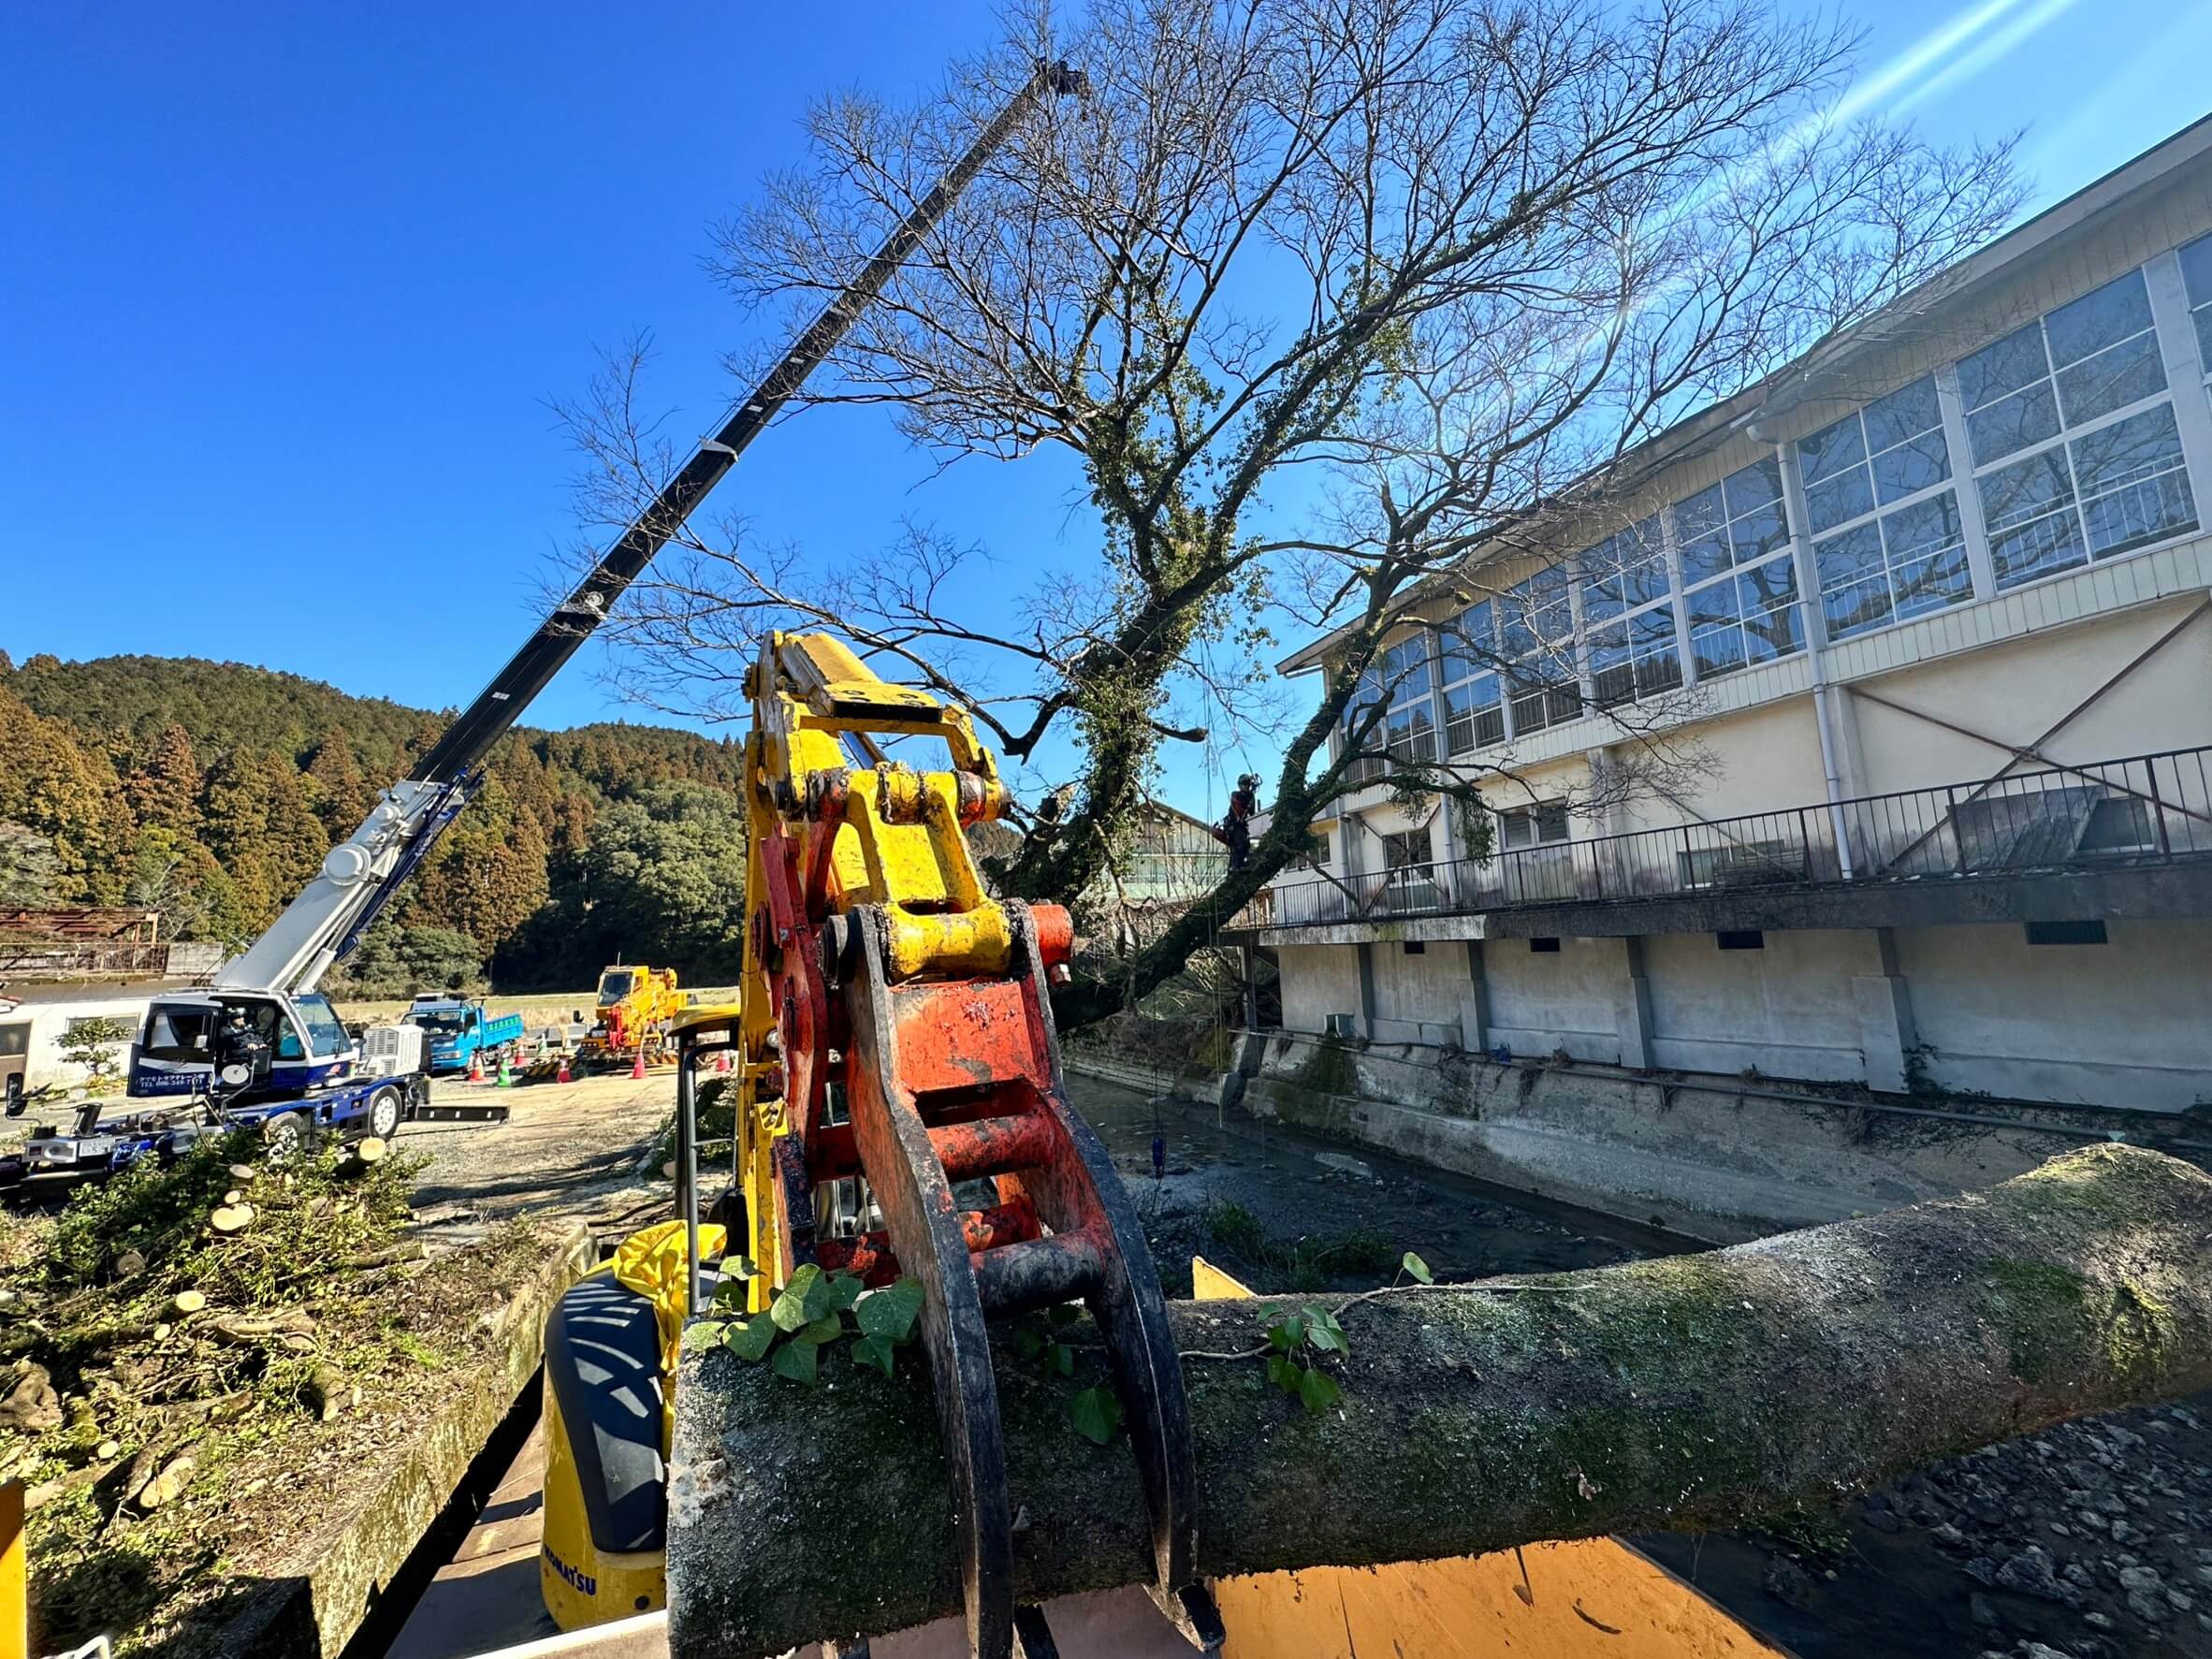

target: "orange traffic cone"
[631,1048,647,1082]
[466,1052,485,1084]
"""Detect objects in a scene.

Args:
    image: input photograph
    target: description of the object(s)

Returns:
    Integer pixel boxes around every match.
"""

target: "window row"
[1342,237,2212,776]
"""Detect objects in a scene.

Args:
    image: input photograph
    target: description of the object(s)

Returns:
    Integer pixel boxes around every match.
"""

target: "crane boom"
[215,60,1085,997]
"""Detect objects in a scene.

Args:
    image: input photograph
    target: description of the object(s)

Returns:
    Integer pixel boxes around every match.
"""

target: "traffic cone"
[557,1055,571,1084]
[630,1048,647,1082]
[497,1052,513,1088]
[467,1052,484,1084]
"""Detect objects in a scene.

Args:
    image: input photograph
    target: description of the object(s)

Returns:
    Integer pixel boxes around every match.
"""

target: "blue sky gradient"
[5,0,2208,816]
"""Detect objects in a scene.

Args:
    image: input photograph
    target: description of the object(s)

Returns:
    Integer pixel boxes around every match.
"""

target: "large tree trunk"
[667,1144,2212,1656]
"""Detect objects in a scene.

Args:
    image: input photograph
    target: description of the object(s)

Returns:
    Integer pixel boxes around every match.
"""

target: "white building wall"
[1483,936,1623,1063]
[9,995,153,1095]
[1895,918,2212,1111]
[1368,939,1472,1042]
[1641,930,1871,1081]
[1276,943,1363,1036]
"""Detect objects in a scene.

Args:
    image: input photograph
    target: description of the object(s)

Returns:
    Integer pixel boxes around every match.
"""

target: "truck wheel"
[367,1086,403,1142]
[264,1113,308,1160]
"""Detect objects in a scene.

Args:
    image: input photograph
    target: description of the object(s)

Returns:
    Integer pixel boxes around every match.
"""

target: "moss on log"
[667,1144,2212,1657]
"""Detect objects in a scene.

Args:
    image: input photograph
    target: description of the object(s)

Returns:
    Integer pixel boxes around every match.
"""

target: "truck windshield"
[598,971,634,1006]
[410,1011,467,1037]
[292,995,352,1058]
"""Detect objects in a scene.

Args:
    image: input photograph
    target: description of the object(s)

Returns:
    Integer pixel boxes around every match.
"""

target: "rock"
[2117,1564,2164,1594]
[2084,1610,2115,1630]
[2128,1590,2167,1623]
[2170,1591,2195,1613]
[1968,1592,2001,1629]
[1865,1507,1901,1534]
[1964,1556,1998,1587]
[1995,1546,2069,1605]
[1933,1523,1969,1549]
[1,1363,63,1433]
[2019,1643,2075,1659]
[1762,1555,1817,1610]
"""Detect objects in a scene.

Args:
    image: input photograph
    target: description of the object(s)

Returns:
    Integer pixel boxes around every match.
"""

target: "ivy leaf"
[800,1264,837,1321]
[1048,1341,1075,1377]
[771,1338,819,1385]
[1017,1326,1046,1361]
[1047,1303,1082,1328]
[1299,1365,1343,1416]
[1268,1313,1306,1352]
[856,1276,925,1343]
[1266,1353,1302,1394]
[822,1271,866,1313]
[689,1318,728,1346]
[798,1315,844,1347]
[724,1317,779,1363]
[852,1332,896,1379]
[1402,1251,1433,1286]
[1068,1385,1123,1446]
[772,1265,823,1332]
[709,1278,749,1315]
[1304,1309,1349,1357]
[728,1253,759,1281]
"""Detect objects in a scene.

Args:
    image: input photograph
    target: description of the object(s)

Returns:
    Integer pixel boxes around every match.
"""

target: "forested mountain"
[0,650,749,993]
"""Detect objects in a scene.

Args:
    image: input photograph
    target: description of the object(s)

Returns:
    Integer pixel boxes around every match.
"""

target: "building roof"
[1275,111,2212,676]
[0,908,161,942]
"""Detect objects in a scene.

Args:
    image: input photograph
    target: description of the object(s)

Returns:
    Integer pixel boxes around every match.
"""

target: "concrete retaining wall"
[1068,1032,2205,1244]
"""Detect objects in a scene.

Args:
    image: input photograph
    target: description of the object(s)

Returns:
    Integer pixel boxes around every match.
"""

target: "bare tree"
[567,0,2020,1028]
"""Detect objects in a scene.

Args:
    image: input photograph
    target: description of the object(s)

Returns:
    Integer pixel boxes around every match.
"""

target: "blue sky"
[5,0,2209,818]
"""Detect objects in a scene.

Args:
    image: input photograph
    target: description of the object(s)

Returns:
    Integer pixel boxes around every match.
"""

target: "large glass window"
[1959,270,2196,589]
[1674,457,1801,679]
[1436,600,1506,754]
[1345,628,1436,780]
[1799,376,1971,639]
[1579,517,1681,706]
[1502,565,1582,733]
[2180,233,2212,386]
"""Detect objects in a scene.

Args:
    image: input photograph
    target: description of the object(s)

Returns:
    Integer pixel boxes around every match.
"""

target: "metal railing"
[1239,744,2212,931]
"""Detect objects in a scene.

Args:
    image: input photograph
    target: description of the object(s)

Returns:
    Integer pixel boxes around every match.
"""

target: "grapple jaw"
[735,633,1215,1658]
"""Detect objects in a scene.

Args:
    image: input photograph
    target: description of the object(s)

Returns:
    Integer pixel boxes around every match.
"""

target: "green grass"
[1203,1199,1399,1292]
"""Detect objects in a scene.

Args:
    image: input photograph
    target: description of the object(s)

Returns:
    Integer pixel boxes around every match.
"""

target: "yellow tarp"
[612,1218,728,1376]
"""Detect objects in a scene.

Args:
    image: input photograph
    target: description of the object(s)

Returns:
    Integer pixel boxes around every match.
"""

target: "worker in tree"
[1220,772,1261,869]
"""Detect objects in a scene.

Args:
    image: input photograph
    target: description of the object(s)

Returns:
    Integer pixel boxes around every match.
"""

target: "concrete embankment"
[1066,1027,2205,1241]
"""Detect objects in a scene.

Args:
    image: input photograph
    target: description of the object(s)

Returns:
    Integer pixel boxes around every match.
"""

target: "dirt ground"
[404,1069,674,1240]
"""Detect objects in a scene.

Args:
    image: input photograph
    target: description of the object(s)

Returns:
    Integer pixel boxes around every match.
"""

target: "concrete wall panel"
[1641,929,1871,1080]
[1895,918,2212,1111]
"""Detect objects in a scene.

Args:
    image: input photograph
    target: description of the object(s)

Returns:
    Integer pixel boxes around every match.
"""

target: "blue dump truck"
[402,997,527,1074]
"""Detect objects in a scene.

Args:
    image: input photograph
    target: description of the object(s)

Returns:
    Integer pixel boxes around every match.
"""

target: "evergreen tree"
[304,729,378,837]
[124,723,205,835]
[0,689,134,903]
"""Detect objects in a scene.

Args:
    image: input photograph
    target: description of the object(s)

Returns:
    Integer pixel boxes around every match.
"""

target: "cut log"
[668,1144,2212,1657]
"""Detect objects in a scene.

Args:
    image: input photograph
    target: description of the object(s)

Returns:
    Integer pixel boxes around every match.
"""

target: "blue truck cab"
[403,997,526,1074]
[129,990,357,1101]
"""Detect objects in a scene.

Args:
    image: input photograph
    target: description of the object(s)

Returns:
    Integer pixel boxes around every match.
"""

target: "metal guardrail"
[1241,745,2212,930]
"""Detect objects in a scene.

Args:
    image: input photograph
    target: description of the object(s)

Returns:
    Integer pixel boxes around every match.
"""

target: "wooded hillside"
[0,650,749,993]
